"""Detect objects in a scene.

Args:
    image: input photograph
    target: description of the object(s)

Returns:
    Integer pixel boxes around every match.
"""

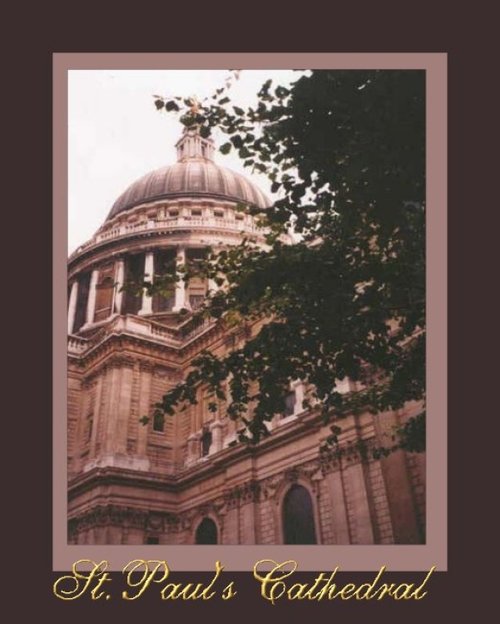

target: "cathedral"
[67,125,425,545]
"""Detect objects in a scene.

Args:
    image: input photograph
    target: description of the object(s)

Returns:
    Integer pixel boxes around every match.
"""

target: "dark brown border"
[6,1,495,618]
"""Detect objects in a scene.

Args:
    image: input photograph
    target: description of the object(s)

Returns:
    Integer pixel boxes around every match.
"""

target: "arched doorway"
[195,517,218,544]
[282,484,317,544]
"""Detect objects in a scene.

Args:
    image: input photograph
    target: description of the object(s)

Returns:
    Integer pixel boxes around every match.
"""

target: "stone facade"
[67,127,425,545]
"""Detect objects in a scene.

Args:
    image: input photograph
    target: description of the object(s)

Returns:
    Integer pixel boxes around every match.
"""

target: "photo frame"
[54,53,447,573]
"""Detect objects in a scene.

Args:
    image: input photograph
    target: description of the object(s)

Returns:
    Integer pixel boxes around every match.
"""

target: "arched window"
[283,484,317,544]
[195,518,218,544]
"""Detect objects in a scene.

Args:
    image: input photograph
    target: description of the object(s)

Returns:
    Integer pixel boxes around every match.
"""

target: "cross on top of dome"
[175,124,215,162]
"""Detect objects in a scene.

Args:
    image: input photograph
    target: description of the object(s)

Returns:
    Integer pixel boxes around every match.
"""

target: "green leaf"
[258,79,272,97]
[165,100,180,112]
[275,86,290,99]
[151,69,426,455]
[230,135,243,149]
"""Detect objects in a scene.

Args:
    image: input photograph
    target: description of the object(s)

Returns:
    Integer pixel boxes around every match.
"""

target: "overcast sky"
[68,69,302,254]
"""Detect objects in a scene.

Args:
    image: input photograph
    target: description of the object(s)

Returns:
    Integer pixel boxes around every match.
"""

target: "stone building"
[67,126,425,545]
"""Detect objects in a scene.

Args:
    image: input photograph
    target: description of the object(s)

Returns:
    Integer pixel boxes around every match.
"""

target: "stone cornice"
[67,430,383,537]
[68,343,179,381]
[68,504,179,534]
[224,480,261,508]
[68,410,326,502]
[69,332,181,370]
[319,436,379,474]
[68,318,258,376]
[69,315,226,367]
[69,226,265,277]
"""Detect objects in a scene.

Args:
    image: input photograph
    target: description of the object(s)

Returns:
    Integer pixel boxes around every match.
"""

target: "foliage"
[145,70,426,451]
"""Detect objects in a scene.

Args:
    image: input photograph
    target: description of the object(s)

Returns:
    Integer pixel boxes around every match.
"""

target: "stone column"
[373,411,421,543]
[116,365,134,454]
[209,420,224,454]
[239,500,257,545]
[104,366,122,456]
[74,383,92,474]
[113,258,125,314]
[294,381,305,414]
[136,364,152,465]
[85,269,99,326]
[173,246,188,311]
[102,362,134,465]
[186,432,201,465]
[67,280,79,334]
[343,459,375,544]
[325,469,351,544]
[139,252,154,315]
[88,375,104,459]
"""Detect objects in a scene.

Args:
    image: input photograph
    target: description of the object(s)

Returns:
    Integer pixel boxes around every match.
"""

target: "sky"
[68,69,302,254]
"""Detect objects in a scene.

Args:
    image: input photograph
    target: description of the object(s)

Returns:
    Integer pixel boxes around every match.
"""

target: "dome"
[106,126,271,221]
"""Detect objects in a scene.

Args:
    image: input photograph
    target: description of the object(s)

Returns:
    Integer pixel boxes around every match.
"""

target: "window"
[283,484,317,544]
[122,254,145,315]
[152,249,176,312]
[189,294,205,310]
[195,518,217,544]
[145,536,159,544]
[200,427,212,457]
[168,210,179,217]
[191,209,202,217]
[153,411,164,433]
[284,390,296,417]
[94,269,115,322]
[187,248,206,261]
[214,210,224,218]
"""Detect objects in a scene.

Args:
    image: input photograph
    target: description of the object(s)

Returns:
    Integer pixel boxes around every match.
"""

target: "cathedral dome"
[106,126,271,221]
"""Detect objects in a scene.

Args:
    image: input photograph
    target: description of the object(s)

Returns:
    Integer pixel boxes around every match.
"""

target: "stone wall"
[67,306,425,546]
[68,432,425,546]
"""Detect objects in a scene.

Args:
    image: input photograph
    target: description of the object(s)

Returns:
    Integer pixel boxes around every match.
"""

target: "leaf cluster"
[146,70,426,452]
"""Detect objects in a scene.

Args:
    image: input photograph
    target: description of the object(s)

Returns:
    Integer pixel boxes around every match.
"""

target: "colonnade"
[68,246,216,333]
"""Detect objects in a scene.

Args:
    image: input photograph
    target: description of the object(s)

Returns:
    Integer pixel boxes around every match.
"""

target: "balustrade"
[69,211,264,261]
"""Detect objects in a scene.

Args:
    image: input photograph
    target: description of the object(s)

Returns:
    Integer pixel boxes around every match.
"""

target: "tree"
[145,70,426,455]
